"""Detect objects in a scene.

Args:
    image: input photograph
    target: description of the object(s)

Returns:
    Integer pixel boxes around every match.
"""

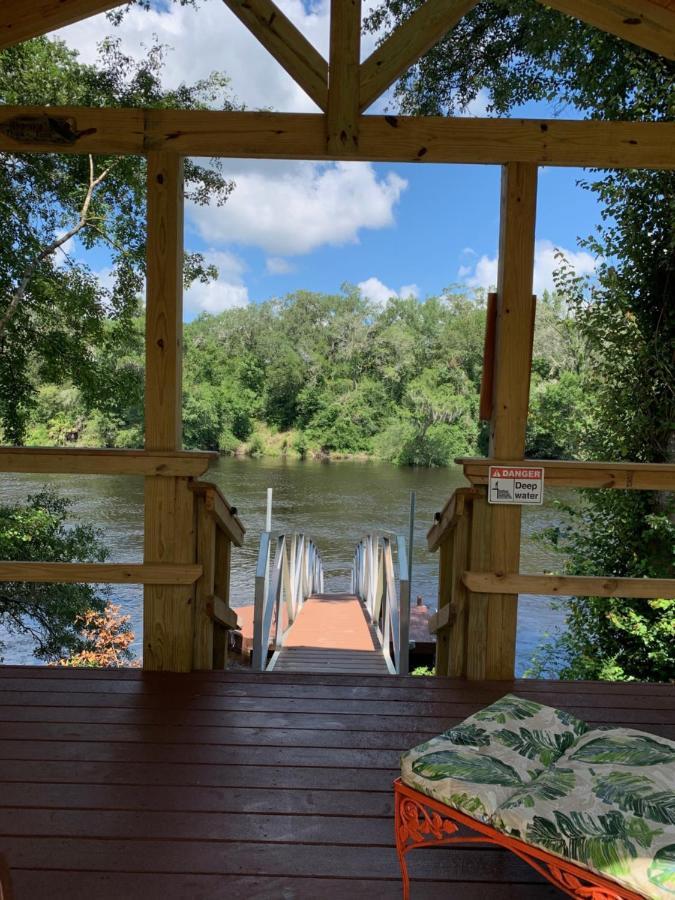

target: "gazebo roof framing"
[0,0,673,168]
[0,0,672,679]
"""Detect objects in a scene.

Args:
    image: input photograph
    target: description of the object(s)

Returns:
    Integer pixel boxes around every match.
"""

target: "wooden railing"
[190,481,246,669]
[0,446,244,671]
[0,446,216,476]
[428,460,675,680]
[457,457,675,491]
[252,532,324,671]
[352,533,411,675]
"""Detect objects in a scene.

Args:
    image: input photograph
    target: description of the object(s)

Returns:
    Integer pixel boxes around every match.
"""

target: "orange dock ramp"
[271,593,390,674]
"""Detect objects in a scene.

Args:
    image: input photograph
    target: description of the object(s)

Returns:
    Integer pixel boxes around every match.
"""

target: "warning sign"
[488,466,544,505]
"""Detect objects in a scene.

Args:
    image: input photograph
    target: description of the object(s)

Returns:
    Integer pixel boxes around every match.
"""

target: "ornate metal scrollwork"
[397,794,460,846]
[394,780,640,900]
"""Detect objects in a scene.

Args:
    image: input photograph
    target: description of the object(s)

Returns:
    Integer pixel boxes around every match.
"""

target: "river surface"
[1,457,568,674]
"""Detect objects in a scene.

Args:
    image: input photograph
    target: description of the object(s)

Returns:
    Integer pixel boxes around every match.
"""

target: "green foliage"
[499,768,576,810]
[442,724,490,746]
[648,844,675,893]
[593,773,675,825]
[494,727,576,766]
[366,0,674,680]
[570,734,675,766]
[0,490,109,661]
[412,749,526,786]
[526,810,660,876]
[24,287,580,465]
[0,36,236,443]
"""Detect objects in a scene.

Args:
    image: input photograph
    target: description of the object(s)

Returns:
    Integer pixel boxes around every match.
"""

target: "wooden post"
[434,538,452,676]
[447,508,471,677]
[327,0,361,155]
[475,162,538,680]
[193,495,216,669]
[213,529,232,669]
[144,151,196,672]
[465,490,491,680]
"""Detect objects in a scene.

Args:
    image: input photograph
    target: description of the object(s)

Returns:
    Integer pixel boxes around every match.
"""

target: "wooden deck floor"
[272,593,389,674]
[0,666,673,899]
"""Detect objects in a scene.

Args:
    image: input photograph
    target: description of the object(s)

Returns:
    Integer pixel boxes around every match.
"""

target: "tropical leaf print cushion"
[400,694,587,821]
[493,728,675,899]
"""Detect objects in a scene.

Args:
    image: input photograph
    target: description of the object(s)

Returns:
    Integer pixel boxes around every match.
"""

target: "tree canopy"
[0,35,235,443]
[365,0,674,680]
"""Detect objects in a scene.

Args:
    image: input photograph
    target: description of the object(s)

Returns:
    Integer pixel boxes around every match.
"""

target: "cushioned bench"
[397,694,675,899]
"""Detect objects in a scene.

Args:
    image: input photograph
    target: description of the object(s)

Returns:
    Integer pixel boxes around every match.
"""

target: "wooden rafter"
[537,0,675,59]
[221,0,329,110]
[327,0,362,153]
[0,0,123,49]
[0,107,673,168]
[359,0,478,112]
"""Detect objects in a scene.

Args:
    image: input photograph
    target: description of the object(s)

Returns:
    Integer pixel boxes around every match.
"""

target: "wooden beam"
[144,152,196,673]
[145,153,184,452]
[491,165,538,458]
[193,493,216,670]
[0,563,201,585]
[327,0,361,154]
[428,602,453,634]
[0,0,123,49]
[0,447,216,477]
[1,107,675,169]
[359,0,478,111]
[209,594,239,630]
[477,162,538,681]
[479,292,497,421]
[458,457,675,491]
[464,490,491,680]
[189,481,246,547]
[213,530,233,668]
[464,571,675,599]
[221,0,329,110]
[427,487,478,551]
[536,0,675,60]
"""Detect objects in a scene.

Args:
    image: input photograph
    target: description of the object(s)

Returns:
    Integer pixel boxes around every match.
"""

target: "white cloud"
[50,3,410,264]
[358,277,419,305]
[266,257,294,275]
[459,89,490,117]
[533,240,597,293]
[399,283,420,299]
[51,0,406,117]
[93,265,115,292]
[184,250,249,314]
[53,0,327,112]
[459,240,597,294]
[189,161,407,256]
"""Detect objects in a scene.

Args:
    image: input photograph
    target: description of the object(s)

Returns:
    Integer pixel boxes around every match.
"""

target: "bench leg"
[394,780,642,900]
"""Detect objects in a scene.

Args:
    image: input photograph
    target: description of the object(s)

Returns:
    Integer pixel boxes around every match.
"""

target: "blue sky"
[53,0,605,320]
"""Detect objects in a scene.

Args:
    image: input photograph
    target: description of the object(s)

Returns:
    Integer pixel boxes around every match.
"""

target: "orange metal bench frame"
[394,779,646,900]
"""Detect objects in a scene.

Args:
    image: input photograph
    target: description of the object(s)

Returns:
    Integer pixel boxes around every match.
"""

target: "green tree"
[0,490,110,661]
[367,0,673,679]
[0,36,236,444]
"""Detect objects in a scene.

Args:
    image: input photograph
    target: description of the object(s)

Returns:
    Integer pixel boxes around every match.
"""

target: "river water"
[1,457,568,674]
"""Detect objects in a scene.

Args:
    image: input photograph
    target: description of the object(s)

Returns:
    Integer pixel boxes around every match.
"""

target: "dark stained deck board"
[11,872,560,900]
[1,684,674,709]
[0,667,672,900]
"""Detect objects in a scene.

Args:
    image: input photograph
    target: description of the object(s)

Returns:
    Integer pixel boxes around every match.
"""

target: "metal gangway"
[252,528,411,675]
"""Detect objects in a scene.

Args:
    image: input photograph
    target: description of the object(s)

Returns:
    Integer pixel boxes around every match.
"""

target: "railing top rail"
[427,487,478,551]
[190,481,246,546]
[456,457,675,491]
[0,446,217,477]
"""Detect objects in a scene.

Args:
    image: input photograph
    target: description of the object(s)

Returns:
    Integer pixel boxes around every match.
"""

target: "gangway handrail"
[352,532,410,674]
[252,531,324,671]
